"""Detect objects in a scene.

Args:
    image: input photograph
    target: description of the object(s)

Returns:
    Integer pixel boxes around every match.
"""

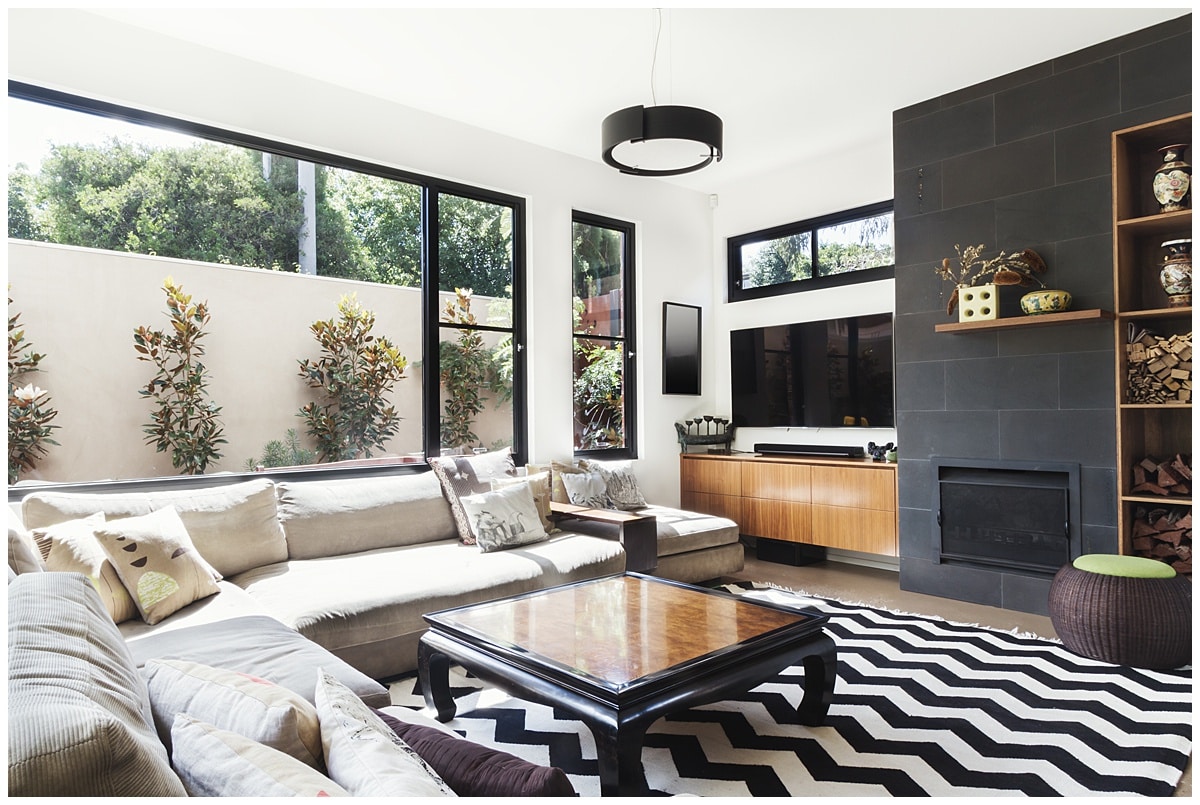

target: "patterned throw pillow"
[143,659,323,769]
[428,449,517,545]
[560,471,611,510]
[31,512,138,623]
[547,459,587,503]
[92,506,221,625]
[491,471,558,534]
[315,670,455,797]
[458,483,548,553]
[170,714,349,797]
[584,459,649,511]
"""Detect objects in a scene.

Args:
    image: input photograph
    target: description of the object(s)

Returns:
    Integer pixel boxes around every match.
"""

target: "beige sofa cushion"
[32,512,138,623]
[20,478,286,577]
[277,472,457,560]
[7,572,187,797]
[143,659,323,768]
[233,533,625,670]
[7,508,43,574]
[170,714,349,797]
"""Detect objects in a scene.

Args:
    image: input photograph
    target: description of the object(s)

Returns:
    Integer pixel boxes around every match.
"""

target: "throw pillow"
[560,470,611,510]
[584,459,649,511]
[546,459,586,503]
[458,483,548,553]
[170,714,349,797]
[92,506,222,625]
[7,509,43,575]
[427,448,517,545]
[492,471,558,534]
[374,708,576,797]
[31,512,138,623]
[315,669,456,797]
[143,659,323,769]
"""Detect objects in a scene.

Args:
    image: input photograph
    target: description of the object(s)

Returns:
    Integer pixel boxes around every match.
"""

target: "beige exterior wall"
[8,240,512,483]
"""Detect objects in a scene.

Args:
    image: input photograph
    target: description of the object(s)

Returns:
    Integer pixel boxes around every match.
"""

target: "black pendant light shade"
[601,104,723,177]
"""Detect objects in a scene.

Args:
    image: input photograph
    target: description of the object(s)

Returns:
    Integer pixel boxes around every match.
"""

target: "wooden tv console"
[680,453,898,557]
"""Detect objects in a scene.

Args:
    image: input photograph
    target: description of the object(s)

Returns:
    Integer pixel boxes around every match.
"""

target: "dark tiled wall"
[892,16,1192,614]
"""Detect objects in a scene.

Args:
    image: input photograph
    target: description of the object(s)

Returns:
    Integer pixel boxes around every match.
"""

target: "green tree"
[438,289,496,450]
[7,167,44,241]
[744,232,811,288]
[439,194,512,297]
[572,221,622,300]
[318,168,422,286]
[37,139,305,269]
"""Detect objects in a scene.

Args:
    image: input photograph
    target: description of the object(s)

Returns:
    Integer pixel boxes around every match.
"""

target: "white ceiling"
[86,8,1189,194]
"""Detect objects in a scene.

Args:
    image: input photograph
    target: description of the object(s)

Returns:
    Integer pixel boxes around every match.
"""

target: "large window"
[7,83,525,485]
[571,212,636,458]
[728,201,894,302]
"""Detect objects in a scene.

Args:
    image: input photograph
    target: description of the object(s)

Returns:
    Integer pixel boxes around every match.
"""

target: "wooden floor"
[716,553,1192,798]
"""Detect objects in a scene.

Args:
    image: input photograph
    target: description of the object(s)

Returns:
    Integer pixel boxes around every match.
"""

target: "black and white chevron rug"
[389,583,1192,797]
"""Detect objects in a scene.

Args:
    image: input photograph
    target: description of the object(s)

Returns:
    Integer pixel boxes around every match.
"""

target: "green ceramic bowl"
[1020,289,1071,315]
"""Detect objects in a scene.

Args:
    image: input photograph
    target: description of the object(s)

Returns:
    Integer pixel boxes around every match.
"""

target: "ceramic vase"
[1159,238,1192,307]
[1020,289,1072,315]
[1153,144,1191,212]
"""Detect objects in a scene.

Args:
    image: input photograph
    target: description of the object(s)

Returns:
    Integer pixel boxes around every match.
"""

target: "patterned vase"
[1159,239,1192,308]
[1153,144,1191,212]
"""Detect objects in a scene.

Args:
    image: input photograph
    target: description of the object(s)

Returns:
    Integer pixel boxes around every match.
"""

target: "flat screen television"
[730,313,894,428]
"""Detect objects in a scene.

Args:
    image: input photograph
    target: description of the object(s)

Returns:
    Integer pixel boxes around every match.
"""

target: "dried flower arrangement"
[937,244,1047,315]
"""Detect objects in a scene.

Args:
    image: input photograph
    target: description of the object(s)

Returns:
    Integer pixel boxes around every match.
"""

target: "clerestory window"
[728,201,895,302]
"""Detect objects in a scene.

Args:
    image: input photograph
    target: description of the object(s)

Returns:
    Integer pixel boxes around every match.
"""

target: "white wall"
[709,132,898,454]
[7,10,719,505]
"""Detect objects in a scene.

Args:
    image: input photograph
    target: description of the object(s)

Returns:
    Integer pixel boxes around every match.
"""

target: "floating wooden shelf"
[934,308,1114,333]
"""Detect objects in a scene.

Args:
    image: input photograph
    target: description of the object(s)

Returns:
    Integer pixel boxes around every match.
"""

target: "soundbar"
[754,442,865,458]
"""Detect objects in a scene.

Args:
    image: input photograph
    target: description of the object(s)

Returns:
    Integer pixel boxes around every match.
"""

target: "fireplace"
[934,458,1081,577]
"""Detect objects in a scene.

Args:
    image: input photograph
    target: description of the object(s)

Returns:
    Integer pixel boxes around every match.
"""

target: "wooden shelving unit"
[1110,112,1192,571]
[934,308,1113,333]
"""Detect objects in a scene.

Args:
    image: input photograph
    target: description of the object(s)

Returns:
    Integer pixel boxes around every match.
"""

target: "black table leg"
[592,719,650,796]
[796,634,837,726]
[417,638,457,722]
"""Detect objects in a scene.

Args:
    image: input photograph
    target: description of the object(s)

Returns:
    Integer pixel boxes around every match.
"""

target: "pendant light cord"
[650,7,662,106]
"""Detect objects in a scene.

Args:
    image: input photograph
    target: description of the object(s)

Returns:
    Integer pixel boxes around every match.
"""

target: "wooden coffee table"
[418,573,835,796]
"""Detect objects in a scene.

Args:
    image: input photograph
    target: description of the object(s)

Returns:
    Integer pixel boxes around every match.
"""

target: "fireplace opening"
[933,458,1081,576]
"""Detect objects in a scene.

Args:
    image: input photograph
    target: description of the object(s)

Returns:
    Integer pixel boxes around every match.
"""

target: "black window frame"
[727,200,895,303]
[7,80,529,484]
[571,210,637,461]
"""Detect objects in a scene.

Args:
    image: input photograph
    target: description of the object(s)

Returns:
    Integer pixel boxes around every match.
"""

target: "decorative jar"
[1020,289,1072,315]
[1159,238,1192,307]
[1153,144,1191,212]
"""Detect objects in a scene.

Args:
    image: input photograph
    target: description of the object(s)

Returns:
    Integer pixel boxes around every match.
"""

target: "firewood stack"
[1130,454,1192,498]
[1131,504,1192,575]
[1125,329,1192,404]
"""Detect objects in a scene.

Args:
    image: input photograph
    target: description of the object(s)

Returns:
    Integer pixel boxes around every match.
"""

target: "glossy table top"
[425,574,822,689]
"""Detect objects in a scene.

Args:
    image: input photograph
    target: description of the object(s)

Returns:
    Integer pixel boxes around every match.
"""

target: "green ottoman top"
[1073,553,1176,579]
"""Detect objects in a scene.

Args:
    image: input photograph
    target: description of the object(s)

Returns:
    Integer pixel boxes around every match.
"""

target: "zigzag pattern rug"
[389,583,1192,797]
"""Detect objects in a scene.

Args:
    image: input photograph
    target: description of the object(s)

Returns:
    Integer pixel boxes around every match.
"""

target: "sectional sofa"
[7,453,743,795]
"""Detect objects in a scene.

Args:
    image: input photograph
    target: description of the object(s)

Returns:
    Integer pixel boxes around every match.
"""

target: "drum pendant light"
[601,11,723,177]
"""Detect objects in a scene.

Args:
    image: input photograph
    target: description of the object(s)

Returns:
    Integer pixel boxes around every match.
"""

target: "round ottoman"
[1048,554,1192,670]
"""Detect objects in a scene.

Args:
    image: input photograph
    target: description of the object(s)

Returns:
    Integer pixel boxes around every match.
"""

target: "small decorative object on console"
[675,417,735,454]
[866,441,895,462]
[1020,289,1073,315]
